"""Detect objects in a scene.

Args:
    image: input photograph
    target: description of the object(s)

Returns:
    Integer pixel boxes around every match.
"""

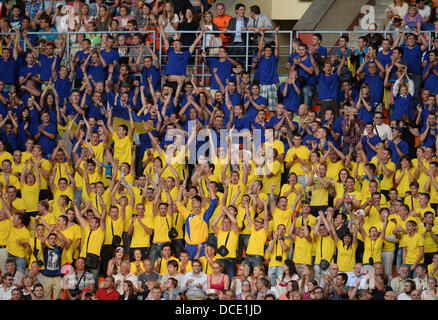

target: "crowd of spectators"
[0,0,437,302]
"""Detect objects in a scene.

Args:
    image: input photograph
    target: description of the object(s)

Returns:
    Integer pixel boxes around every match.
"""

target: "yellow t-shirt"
[400,232,424,264]
[154,256,180,276]
[21,183,40,212]
[6,219,31,258]
[292,235,313,265]
[314,234,336,265]
[79,226,105,257]
[376,160,396,191]
[245,225,268,256]
[336,240,357,272]
[309,175,332,206]
[272,207,293,232]
[0,218,11,246]
[130,261,146,277]
[285,145,310,176]
[236,206,255,235]
[418,224,438,253]
[152,214,172,243]
[103,216,125,245]
[200,256,215,275]
[268,238,292,267]
[363,237,383,263]
[215,229,239,259]
[326,158,345,181]
[394,168,416,197]
[130,216,153,248]
[112,132,133,165]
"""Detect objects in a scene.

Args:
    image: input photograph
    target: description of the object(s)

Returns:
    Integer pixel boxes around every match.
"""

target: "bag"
[320,259,330,271]
[112,235,122,248]
[111,220,122,247]
[168,227,178,240]
[166,215,178,240]
[85,230,99,269]
[217,245,229,257]
[217,231,231,257]
[33,237,44,267]
[85,253,99,270]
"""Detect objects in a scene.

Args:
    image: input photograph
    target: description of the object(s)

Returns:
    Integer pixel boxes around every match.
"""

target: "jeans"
[381,250,395,280]
[86,261,100,292]
[172,238,185,259]
[149,243,168,267]
[7,254,26,275]
[74,188,83,208]
[406,264,417,279]
[268,266,284,287]
[207,233,217,249]
[237,234,250,264]
[218,258,236,280]
[297,175,308,191]
[409,73,421,106]
[301,85,315,108]
[122,232,131,253]
[0,248,7,274]
[243,255,264,274]
[396,247,404,273]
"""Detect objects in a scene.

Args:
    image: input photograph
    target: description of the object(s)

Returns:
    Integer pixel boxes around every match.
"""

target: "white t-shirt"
[363,123,393,141]
[113,273,139,295]
[397,292,412,300]
[418,5,431,20]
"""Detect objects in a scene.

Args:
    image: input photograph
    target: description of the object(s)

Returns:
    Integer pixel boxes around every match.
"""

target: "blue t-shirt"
[257,54,279,85]
[244,95,267,122]
[54,77,72,106]
[88,64,105,83]
[140,66,161,92]
[388,139,409,166]
[295,55,315,86]
[19,64,41,83]
[421,125,438,147]
[37,122,57,155]
[164,47,191,76]
[400,43,423,75]
[423,62,438,95]
[39,54,59,81]
[316,46,327,57]
[74,50,90,80]
[100,48,119,66]
[355,97,374,124]
[377,50,393,68]
[0,57,17,84]
[207,58,233,90]
[317,72,339,100]
[280,82,300,112]
[362,135,382,161]
[364,73,384,105]
[393,93,414,120]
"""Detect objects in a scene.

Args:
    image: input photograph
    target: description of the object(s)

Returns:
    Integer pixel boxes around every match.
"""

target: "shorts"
[259,84,278,111]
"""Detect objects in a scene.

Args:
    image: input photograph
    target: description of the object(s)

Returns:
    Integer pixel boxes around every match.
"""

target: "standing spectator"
[417,0,433,31]
[225,3,248,64]
[177,7,200,75]
[292,42,315,109]
[401,220,424,278]
[331,35,352,83]
[247,5,274,48]
[393,30,428,106]
[253,27,279,112]
[95,276,120,300]
[310,46,345,117]
[311,33,327,59]
[213,2,231,47]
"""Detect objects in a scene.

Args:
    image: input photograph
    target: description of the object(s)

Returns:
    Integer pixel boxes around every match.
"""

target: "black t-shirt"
[177,21,200,47]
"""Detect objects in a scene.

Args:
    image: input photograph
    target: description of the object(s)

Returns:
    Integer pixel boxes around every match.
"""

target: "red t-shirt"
[95,288,120,300]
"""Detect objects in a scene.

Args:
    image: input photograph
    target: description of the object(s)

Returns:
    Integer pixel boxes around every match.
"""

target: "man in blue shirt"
[160,23,205,83]
[100,35,119,79]
[280,70,301,114]
[243,83,267,123]
[0,30,19,90]
[253,27,280,112]
[393,29,428,106]
[203,46,238,95]
[361,122,382,161]
[420,112,438,147]
[388,126,409,166]
[24,35,66,87]
[312,33,328,59]
[292,43,316,109]
[310,46,346,117]
[19,51,41,87]
[331,35,353,83]
[135,42,161,98]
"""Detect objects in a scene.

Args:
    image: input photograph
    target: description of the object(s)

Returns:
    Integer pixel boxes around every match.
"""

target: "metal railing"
[295,30,438,54]
[1,30,295,84]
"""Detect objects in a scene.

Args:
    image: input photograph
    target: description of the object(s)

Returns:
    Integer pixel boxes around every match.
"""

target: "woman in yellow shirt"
[334,168,349,199]
[359,210,388,265]
[328,218,358,273]
[19,158,41,218]
[288,215,313,276]
[394,156,415,198]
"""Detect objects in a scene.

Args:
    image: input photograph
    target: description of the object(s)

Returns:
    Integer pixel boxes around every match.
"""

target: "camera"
[168,227,178,239]
[369,257,374,265]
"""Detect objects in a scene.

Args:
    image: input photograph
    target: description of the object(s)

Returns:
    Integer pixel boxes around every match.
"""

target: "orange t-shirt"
[213,15,232,46]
